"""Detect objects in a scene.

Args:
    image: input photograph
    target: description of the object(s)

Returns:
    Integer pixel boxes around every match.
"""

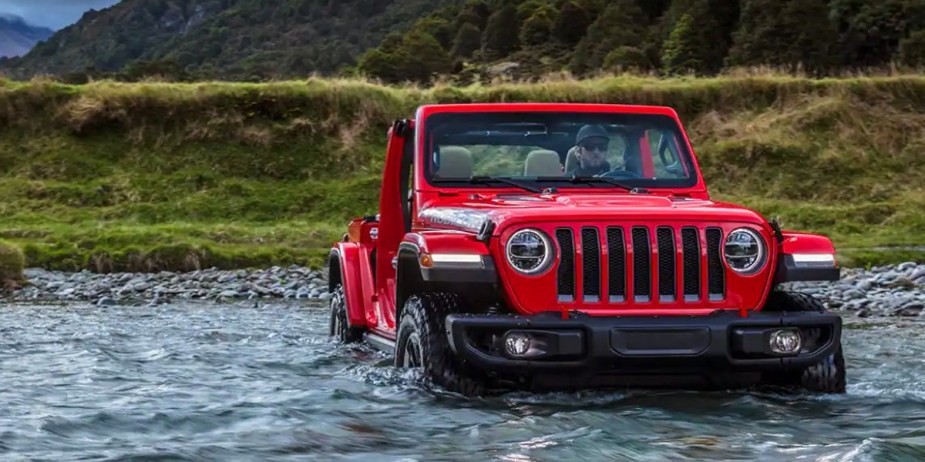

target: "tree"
[402,30,452,82]
[727,0,838,75]
[657,0,731,75]
[516,0,555,22]
[451,23,482,58]
[634,0,673,21]
[661,14,705,75]
[457,0,491,30]
[569,0,650,74]
[357,48,403,83]
[898,29,925,67]
[358,30,451,84]
[603,46,650,71]
[552,1,591,46]
[414,16,454,50]
[481,4,520,60]
[830,0,925,68]
[520,10,554,47]
[781,0,840,74]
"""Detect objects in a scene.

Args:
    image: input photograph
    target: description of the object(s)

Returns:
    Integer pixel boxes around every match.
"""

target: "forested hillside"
[357,0,925,83]
[0,0,459,81]
[1,0,924,83]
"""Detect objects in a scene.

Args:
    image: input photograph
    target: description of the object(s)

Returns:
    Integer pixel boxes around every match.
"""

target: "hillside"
[0,15,54,58]
[0,0,459,81]
[355,0,925,84]
[3,0,925,83]
[0,74,922,273]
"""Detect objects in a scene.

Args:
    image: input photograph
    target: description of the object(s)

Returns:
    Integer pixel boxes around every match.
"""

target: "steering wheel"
[597,169,642,179]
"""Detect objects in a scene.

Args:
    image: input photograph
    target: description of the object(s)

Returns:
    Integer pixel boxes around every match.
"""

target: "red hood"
[416,192,767,233]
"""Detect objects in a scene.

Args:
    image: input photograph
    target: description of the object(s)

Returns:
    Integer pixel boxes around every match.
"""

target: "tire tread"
[396,292,487,396]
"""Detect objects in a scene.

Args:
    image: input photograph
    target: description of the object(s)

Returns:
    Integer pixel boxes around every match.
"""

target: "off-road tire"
[329,284,363,343]
[394,292,487,396]
[761,290,846,393]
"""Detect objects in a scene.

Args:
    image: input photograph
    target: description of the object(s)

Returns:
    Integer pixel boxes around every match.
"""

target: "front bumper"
[445,310,841,376]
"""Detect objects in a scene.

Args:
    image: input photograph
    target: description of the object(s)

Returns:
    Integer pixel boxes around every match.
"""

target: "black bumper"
[445,310,841,375]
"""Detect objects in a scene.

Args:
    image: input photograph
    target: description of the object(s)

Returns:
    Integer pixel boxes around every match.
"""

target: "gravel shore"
[3,263,923,316]
[781,262,925,318]
[6,265,331,306]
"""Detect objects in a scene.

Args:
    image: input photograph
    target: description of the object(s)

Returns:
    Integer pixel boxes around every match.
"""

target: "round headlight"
[506,229,553,275]
[724,228,765,273]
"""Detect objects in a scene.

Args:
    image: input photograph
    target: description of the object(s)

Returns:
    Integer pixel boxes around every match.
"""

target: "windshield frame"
[418,109,701,191]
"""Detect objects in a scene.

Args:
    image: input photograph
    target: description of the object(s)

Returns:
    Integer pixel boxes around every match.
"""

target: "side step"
[363,332,395,354]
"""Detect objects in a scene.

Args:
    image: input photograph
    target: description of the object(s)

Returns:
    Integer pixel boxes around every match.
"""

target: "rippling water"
[2,301,925,461]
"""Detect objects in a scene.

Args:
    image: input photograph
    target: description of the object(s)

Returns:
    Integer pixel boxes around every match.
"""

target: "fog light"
[769,329,802,354]
[505,333,531,356]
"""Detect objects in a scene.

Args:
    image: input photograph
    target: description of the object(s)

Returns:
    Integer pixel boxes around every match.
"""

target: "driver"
[568,124,611,176]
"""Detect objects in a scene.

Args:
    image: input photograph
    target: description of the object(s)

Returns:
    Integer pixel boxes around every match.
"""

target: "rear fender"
[773,231,840,284]
[329,244,367,328]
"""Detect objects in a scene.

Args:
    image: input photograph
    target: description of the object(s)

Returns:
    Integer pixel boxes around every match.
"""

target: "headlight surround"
[505,228,553,275]
[724,228,766,274]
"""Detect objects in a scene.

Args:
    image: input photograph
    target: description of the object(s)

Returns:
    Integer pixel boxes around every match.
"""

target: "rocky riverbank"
[4,265,331,306]
[781,262,925,317]
[2,263,923,316]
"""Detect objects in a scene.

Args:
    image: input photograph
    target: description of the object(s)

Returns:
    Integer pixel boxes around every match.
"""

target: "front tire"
[760,290,847,393]
[329,284,363,343]
[394,292,486,396]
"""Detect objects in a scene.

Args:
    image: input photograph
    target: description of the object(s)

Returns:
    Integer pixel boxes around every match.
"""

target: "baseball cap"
[576,124,609,145]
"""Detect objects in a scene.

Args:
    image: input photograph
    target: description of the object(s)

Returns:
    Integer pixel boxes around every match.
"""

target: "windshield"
[423,111,697,189]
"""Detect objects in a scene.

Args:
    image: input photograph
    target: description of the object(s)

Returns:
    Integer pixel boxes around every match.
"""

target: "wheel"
[329,284,363,343]
[394,292,486,396]
[760,290,846,393]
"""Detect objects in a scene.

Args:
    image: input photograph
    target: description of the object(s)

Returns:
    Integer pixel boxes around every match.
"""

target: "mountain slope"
[0,14,54,58]
[0,0,460,80]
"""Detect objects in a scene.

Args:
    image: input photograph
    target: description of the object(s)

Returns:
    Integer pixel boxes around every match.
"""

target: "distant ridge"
[0,14,54,58]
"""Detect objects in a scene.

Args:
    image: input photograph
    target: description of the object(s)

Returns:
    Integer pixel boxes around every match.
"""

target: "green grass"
[0,73,923,272]
[0,239,25,289]
[4,222,342,273]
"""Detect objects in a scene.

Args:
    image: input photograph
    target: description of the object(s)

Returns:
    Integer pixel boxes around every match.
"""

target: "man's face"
[578,136,608,167]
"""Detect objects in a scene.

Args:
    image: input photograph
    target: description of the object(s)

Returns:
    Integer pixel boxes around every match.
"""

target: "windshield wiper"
[467,175,543,193]
[568,176,648,193]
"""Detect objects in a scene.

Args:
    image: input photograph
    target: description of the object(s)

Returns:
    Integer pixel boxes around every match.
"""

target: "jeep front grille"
[581,227,601,302]
[706,227,725,300]
[606,227,626,302]
[554,225,726,305]
[681,227,701,301]
[656,227,676,302]
[631,227,650,302]
[555,229,575,302]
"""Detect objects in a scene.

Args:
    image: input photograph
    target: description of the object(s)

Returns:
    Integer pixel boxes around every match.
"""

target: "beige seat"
[524,149,563,176]
[435,146,473,178]
[564,146,580,174]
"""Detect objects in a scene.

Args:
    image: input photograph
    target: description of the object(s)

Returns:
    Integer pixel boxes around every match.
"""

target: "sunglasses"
[581,142,608,151]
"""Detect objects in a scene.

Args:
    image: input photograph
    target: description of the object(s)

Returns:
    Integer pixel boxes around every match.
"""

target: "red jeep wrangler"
[328,103,845,395]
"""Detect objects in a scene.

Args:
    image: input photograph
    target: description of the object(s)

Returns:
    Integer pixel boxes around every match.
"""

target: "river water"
[1,300,924,461]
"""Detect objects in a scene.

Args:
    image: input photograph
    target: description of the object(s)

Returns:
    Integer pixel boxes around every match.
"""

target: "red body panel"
[333,242,369,328]
[780,231,838,256]
[402,231,493,256]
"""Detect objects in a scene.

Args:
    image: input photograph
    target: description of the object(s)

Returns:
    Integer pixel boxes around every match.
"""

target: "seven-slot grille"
[553,225,726,304]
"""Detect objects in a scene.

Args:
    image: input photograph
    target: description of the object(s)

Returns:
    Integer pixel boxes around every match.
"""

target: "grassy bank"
[1,74,923,271]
